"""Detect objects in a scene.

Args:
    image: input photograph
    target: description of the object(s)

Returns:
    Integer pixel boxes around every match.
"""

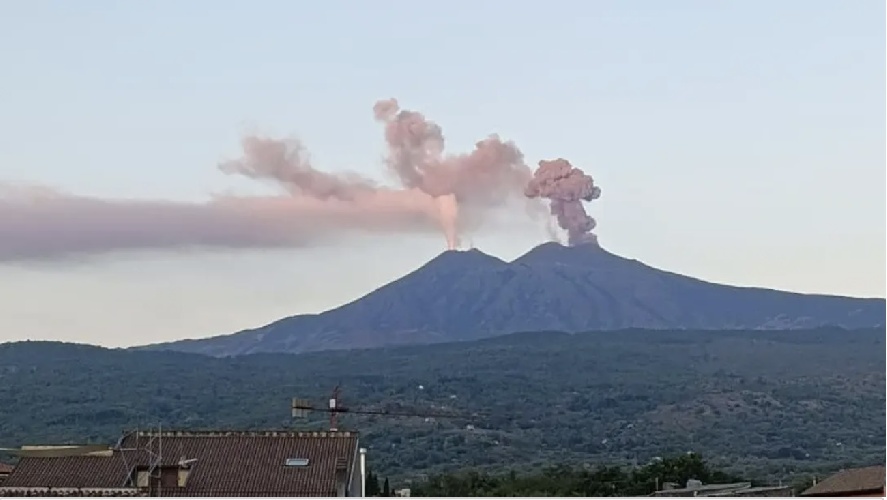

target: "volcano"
[141,243,886,356]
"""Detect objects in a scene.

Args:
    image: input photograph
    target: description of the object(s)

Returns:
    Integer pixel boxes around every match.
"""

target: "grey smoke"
[524,158,602,246]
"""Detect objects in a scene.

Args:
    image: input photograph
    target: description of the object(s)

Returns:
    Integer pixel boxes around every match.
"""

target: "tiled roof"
[2,453,137,489]
[801,465,886,496]
[0,464,13,474]
[652,482,752,497]
[706,485,794,497]
[0,430,359,497]
[0,486,143,497]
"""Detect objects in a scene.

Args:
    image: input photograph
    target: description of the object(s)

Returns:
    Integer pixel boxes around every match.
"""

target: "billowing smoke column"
[372,98,530,250]
[524,158,602,246]
[0,98,538,261]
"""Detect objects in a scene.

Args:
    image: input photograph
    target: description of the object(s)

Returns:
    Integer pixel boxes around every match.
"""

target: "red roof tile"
[0,430,360,497]
[802,465,886,496]
[2,453,136,489]
[0,486,142,497]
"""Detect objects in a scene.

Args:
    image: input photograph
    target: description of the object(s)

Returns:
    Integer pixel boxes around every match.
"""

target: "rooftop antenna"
[118,422,163,493]
[330,385,341,432]
[292,385,485,432]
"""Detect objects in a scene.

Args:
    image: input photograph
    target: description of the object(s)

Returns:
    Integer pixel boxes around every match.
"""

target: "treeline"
[365,470,392,497]
[1,334,882,480]
[393,453,744,497]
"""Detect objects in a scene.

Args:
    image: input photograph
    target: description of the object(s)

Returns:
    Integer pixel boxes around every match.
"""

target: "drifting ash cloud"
[0,98,602,262]
[0,183,440,261]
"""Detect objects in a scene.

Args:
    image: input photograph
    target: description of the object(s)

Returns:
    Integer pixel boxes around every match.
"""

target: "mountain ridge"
[138,243,886,357]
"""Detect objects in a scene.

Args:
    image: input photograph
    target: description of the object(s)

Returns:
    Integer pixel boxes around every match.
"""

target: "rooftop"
[651,482,752,497]
[801,465,886,497]
[0,430,360,497]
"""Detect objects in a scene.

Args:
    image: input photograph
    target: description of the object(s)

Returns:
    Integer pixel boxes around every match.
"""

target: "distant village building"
[801,465,886,497]
[0,430,365,497]
[651,479,793,497]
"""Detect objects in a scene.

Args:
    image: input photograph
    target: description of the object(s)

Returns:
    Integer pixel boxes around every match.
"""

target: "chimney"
[177,457,197,487]
[359,448,367,497]
[335,457,348,497]
[177,467,191,487]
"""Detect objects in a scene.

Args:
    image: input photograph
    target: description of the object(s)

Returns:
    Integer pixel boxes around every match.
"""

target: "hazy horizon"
[1,0,884,347]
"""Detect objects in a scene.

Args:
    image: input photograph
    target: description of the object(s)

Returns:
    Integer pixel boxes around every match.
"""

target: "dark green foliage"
[0,327,883,485]
[410,453,744,496]
[365,469,382,497]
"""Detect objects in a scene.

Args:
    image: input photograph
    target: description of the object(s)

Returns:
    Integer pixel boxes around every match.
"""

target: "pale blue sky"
[0,0,884,347]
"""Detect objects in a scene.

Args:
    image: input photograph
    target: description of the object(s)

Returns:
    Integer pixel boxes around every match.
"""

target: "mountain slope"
[511,242,884,330]
[5,328,886,480]
[141,243,885,356]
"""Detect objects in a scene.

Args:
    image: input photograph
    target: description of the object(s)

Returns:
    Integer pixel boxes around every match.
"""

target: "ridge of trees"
[0,329,882,484]
[369,453,761,497]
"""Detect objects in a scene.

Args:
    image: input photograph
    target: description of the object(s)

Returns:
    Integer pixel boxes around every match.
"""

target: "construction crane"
[291,385,485,431]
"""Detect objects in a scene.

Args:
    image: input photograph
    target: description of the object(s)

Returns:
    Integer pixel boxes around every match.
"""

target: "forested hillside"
[1,328,883,482]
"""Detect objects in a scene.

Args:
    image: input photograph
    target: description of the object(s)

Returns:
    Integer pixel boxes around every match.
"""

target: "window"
[285,458,310,467]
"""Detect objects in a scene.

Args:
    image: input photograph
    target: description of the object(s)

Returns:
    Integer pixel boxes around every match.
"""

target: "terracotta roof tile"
[0,430,360,497]
[2,453,138,489]
[0,486,142,497]
[802,465,886,496]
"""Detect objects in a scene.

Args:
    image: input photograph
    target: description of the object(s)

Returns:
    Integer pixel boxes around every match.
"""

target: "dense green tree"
[0,328,882,485]
[409,454,746,497]
[365,469,381,496]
